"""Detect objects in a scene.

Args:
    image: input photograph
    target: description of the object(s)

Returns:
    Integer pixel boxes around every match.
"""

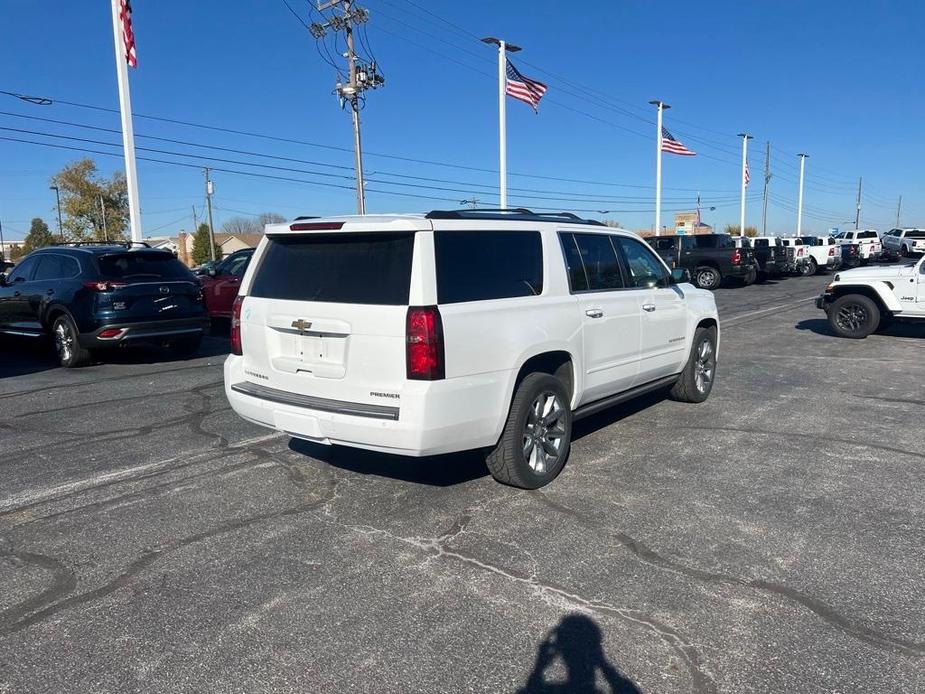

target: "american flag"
[660,127,696,156]
[505,60,547,112]
[744,159,750,186]
[120,0,138,68]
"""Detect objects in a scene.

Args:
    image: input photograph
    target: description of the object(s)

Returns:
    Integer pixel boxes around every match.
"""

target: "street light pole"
[796,153,808,236]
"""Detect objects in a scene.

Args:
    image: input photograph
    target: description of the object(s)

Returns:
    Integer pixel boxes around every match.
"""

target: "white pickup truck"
[777,237,813,275]
[797,236,841,274]
[881,228,925,260]
[833,229,882,264]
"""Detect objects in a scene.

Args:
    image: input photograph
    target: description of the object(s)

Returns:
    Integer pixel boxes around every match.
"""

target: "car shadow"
[0,339,59,379]
[288,438,490,487]
[796,318,925,339]
[572,390,668,442]
[517,614,640,694]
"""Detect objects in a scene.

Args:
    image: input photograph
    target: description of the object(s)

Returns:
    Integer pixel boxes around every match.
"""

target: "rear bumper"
[223,355,510,457]
[80,316,210,348]
[725,263,757,278]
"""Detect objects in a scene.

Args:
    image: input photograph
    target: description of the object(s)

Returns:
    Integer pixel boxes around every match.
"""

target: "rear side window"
[98,252,193,280]
[34,254,79,280]
[907,230,925,239]
[564,233,625,291]
[251,232,414,305]
[434,230,542,304]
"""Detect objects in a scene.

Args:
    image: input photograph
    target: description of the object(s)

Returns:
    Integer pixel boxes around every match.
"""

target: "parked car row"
[643,232,869,290]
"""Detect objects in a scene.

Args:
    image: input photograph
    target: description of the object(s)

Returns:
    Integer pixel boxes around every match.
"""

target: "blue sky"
[1,0,922,242]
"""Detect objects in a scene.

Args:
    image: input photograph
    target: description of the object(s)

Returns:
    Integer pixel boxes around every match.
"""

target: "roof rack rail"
[425,209,604,226]
[60,240,152,248]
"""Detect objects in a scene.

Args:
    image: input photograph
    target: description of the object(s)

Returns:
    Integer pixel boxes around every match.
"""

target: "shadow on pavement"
[518,614,640,694]
[572,390,668,443]
[0,338,59,379]
[796,318,925,339]
[288,438,490,486]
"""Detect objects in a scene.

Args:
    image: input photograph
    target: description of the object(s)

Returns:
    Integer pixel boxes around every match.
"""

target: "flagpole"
[737,132,752,237]
[796,153,808,236]
[110,0,142,242]
[497,40,507,209]
[649,100,668,236]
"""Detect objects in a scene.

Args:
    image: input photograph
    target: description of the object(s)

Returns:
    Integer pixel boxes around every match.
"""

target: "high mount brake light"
[406,306,445,380]
[231,296,244,356]
[289,222,345,231]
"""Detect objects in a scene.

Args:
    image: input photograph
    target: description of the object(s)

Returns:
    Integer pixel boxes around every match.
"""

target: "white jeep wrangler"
[224,209,720,488]
[816,254,925,338]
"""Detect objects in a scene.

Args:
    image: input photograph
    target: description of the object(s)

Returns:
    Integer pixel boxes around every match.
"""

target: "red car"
[199,248,254,318]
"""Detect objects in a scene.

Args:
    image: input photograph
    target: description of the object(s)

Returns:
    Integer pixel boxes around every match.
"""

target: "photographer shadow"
[518,614,640,694]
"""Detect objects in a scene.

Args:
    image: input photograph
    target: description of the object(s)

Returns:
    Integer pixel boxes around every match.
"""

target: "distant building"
[674,211,714,235]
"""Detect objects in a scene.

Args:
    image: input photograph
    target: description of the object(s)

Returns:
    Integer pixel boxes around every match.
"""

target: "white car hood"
[837,264,917,281]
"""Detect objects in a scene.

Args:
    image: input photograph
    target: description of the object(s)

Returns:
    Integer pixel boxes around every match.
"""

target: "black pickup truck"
[748,237,789,280]
[646,234,758,290]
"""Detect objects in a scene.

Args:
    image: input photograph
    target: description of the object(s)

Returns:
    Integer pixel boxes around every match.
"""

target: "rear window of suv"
[98,252,193,280]
[250,232,414,305]
[434,230,543,304]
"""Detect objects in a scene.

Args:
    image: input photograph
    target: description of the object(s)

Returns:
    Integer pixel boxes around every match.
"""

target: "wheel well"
[695,262,720,271]
[515,351,574,401]
[43,306,69,329]
[697,318,718,332]
[832,286,891,315]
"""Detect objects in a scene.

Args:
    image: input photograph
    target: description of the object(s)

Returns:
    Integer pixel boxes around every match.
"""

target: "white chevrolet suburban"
[224,210,720,488]
[816,253,925,338]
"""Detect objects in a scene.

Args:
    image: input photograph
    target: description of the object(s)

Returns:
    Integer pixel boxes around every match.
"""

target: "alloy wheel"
[54,321,73,363]
[694,338,715,393]
[835,303,868,332]
[522,391,566,475]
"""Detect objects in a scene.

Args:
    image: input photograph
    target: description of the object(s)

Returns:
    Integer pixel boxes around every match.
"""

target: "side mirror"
[207,267,217,277]
[670,267,691,285]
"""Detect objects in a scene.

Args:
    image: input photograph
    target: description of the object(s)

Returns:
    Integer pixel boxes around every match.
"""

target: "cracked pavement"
[0,274,923,693]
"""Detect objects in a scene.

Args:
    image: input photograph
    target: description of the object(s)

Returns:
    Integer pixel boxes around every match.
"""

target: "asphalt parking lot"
[1,273,922,694]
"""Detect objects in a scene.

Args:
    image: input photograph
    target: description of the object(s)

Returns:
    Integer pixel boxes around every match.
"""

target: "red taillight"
[406,306,444,380]
[83,281,128,292]
[829,246,835,256]
[230,296,244,356]
[731,249,742,265]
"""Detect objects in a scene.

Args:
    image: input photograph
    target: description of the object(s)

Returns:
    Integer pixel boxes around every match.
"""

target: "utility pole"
[0,215,5,263]
[796,153,808,236]
[737,133,753,237]
[854,176,862,229]
[895,195,902,228]
[204,168,217,262]
[761,141,771,236]
[50,185,64,241]
[99,194,109,242]
[310,1,383,215]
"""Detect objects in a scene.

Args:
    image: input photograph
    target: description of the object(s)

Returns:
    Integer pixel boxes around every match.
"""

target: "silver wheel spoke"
[523,389,567,474]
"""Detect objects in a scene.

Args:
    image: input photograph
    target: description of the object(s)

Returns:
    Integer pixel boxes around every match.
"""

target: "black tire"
[485,372,572,489]
[693,266,722,291]
[809,258,822,275]
[902,245,911,258]
[743,268,757,286]
[800,260,815,276]
[755,270,768,284]
[670,326,717,403]
[828,294,880,339]
[170,335,203,358]
[52,314,92,368]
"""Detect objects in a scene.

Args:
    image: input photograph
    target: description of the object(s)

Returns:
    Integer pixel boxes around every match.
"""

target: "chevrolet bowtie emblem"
[291,319,312,332]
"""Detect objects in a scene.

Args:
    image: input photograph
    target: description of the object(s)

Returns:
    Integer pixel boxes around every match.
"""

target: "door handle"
[13,291,20,297]
[642,303,656,312]
[46,288,55,295]
[585,309,604,318]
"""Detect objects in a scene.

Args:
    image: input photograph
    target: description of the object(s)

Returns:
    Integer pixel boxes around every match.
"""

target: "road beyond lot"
[1,274,923,693]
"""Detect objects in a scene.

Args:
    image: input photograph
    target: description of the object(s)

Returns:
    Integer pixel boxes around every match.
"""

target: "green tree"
[22,218,56,254]
[191,223,222,265]
[9,243,24,261]
[50,159,128,242]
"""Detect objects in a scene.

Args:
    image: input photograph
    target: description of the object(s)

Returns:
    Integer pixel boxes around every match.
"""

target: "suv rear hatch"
[94,251,204,320]
[239,229,418,412]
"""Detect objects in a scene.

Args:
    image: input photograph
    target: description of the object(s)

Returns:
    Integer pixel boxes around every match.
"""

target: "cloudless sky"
[1,0,923,242]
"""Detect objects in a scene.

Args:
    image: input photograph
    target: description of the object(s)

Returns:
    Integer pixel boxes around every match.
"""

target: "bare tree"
[220,212,286,235]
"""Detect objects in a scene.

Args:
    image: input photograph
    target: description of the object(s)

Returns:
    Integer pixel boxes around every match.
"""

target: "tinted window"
[435,230,542,304]
[571,233,624,291]
[98,252,194,280]
[651,238,676,251]
[560,234,589,291]
[7,256,38,282]
[799,237,819,246]
[907,230,925,239]
[222,252,251,277]
[251,232,414,305]
[754,239,769,248]
[858,231,878,239]
[34,254,78,280]
[615,237,668,288]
